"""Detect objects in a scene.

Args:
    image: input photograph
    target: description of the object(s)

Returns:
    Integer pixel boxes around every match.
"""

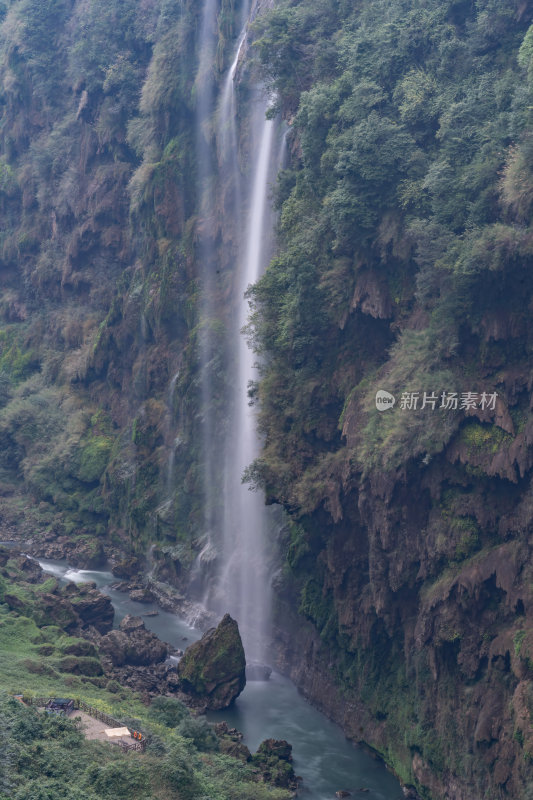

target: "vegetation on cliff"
[0,0,249,564]
[248,0,533,797]
[2,0,533,797]
[250,0,533,504]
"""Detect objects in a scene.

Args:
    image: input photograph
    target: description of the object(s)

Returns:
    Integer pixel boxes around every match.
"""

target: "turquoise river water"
[37,558,403,800]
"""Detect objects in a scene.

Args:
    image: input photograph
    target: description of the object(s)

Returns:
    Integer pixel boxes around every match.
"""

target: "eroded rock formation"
[177,613,246,710]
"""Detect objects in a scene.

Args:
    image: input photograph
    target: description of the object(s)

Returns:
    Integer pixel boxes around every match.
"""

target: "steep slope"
[0,0,249,571]
[248,1,533,797]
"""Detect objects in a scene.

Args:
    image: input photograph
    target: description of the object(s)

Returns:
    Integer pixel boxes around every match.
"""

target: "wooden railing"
[115,739,145,752]
[76,699,126,730]
[22,696,146,751]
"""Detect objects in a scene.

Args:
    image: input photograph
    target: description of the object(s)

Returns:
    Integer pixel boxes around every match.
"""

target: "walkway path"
[74,711,132,745]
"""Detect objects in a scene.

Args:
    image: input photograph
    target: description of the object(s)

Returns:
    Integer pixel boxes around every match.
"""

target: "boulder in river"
[68,582,114,633]
[129,587,155,603]
[177,613,246,710]
[111,556,140,579]
[251,738,298,790]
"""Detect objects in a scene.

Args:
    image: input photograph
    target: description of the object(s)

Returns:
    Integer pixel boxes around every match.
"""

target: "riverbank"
[35,553,403,800]
[0,534,407,799]
[0,546,295,800]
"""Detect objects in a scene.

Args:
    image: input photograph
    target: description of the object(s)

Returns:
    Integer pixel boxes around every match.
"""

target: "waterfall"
[216,6,281,661]
[188,0,282,663]
[220,105,276,661]
[165,370,180,497]
[195,0,219,553]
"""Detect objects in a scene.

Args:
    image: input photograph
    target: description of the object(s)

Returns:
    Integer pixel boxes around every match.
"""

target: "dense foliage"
[247,1,533,797]
[0,0,248,555]
[0,691,290,800]
[250,0,533,505]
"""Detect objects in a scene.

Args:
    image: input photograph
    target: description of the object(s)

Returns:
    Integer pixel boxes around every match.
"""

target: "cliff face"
[272,480,533,798]
[249,0,533,797]
[3,1,533,798]
[0,0,247,569]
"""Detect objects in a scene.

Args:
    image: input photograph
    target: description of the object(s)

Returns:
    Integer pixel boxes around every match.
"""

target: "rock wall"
[0,0,254,578]
[272,493,533,798]
[249,2,533,797]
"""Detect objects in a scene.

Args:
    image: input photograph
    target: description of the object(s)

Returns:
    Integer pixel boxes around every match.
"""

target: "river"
[38,558,403,800]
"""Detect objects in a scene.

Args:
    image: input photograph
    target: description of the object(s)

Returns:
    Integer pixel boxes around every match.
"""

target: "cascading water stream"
[165,369,180,497]
[219,105,277,661]
[218,22,247,163]
[195,0,219,553]
[201,1,281,662]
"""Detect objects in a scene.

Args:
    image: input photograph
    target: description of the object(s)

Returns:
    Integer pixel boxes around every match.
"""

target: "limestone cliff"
[249,1,533,797]
[0,0,248,574]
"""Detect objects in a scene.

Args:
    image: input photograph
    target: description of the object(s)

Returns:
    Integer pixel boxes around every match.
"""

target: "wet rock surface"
[147,578,217,628]
[251,738,299,790]
[99,615,168,666]
[21,533,105,569]
[177,613,246,710]
[128,587,155,603]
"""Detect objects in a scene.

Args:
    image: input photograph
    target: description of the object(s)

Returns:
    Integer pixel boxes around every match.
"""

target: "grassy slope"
[0,559,291,800]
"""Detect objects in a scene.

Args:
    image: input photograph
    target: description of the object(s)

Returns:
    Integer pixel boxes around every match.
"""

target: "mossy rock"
[56,655,103,676]
[37,644,56,656]
[177,614,246,710]
[251,739,298,789]
[60,638,98,658]
[76,435,114,483]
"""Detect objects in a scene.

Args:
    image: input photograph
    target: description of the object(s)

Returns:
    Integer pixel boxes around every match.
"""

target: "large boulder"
[99,615,168,666]
[67,582,114,633]
[129,587,154,603]
[111,557,140,579]
[15,555,44,583]
[177,613,246,710]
